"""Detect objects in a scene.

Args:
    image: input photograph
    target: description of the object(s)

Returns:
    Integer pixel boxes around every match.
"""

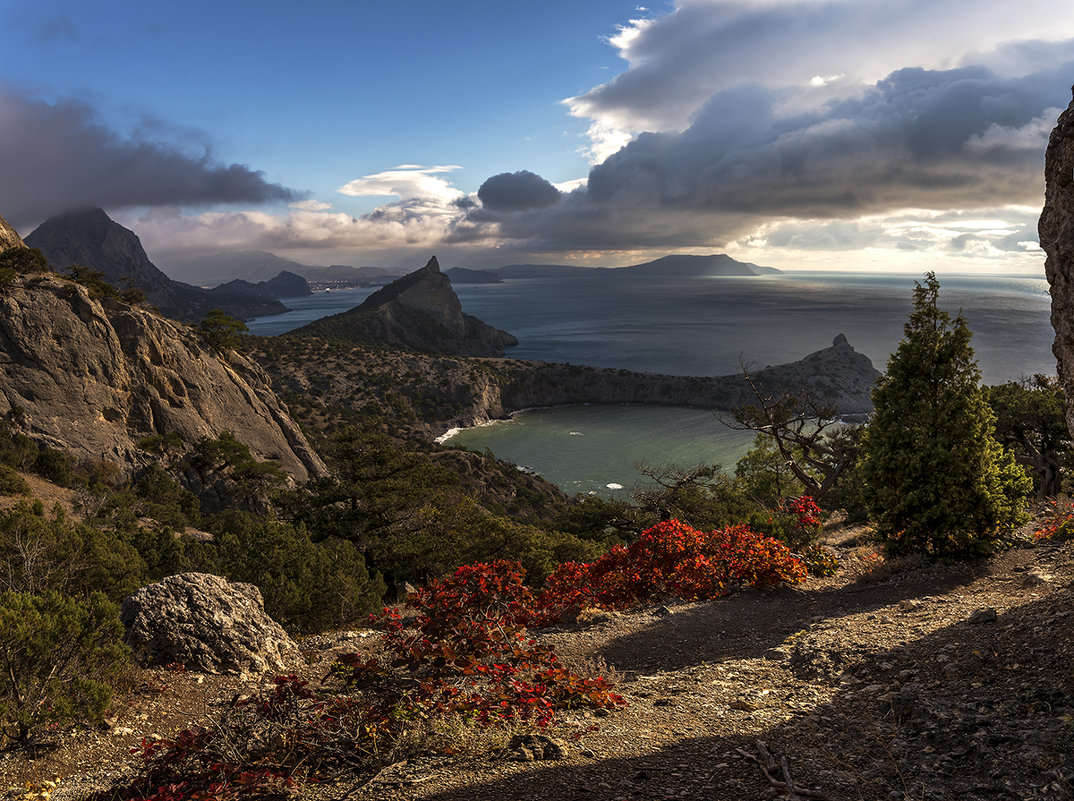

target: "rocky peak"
[0,212,26,252]
[1040,88,1074,436]
[296,256,517,357]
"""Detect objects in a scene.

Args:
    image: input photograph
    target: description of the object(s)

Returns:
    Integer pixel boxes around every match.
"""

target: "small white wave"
[434,427,462,444]
[605,482,624,490]
[569,431,583,436]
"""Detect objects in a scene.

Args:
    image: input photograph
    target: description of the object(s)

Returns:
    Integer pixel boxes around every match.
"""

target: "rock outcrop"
[0,213,25,252]
[120,573,299,674]
[0,271,326,480]
[25,208,287,321]
[1042,87,1074,436]
[294,256,518,356]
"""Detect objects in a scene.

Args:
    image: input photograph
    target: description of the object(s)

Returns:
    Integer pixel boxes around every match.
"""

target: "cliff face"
[0,213,26,251]
[294,256,518,356]
[0,272,326,481]
[1041,88,1074,437]
[25,209,287,321]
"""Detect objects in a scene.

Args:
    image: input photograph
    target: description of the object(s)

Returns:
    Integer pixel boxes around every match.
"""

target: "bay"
[246,269,1054,496]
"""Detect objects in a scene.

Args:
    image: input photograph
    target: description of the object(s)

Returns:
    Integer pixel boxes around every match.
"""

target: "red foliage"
[90,518,804,800]
[533,519,806,622]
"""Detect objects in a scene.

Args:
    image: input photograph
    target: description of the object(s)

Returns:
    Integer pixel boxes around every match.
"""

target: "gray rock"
[0,272,326,481]
[507,734,567,761]
[1041,89,1074,438]
[967,607,998,625]
[121,572,300,674]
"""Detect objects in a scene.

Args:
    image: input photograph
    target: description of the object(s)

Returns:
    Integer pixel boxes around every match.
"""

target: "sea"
[246,271,1055,497]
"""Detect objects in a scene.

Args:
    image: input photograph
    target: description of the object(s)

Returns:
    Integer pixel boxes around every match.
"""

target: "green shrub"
[207,511,385,633]
[32,447,72,485]
[0,590,128,744]
[0,464,29,496]
[860,273,1031,557]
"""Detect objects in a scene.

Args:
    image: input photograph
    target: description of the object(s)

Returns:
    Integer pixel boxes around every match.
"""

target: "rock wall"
[0,213,25,252]
[0,273,326,481]
[1041,87,1074,435]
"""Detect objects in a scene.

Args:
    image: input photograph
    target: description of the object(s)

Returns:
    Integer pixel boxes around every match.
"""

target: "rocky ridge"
[0,213,25,252]
[0,270,326,481]
[261,334,880,443]
[294,256,518,357]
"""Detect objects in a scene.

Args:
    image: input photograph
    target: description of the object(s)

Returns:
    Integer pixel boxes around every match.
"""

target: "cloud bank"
[0,86,298,229]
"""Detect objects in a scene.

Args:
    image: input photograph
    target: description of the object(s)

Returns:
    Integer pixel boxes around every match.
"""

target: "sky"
[2,0,1074,275]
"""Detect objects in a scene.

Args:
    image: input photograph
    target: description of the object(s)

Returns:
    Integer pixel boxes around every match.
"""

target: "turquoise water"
[445,405,758,498]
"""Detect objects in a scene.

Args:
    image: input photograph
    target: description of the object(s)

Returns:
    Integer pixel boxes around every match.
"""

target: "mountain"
[208,271,312,305]
[292,256,518,357]
[0,259,326,481]
[162,250,402,287]
[495,254,779,279]
[24,209,287,321]
[619,254,780,276]
[446,267,503,284]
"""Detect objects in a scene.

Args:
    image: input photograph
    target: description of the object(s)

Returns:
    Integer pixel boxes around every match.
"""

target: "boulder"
[1041,87,1074,433]
[120,572,300,674]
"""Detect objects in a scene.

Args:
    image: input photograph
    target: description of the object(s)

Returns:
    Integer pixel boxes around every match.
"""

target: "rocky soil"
[2,523,1071,801]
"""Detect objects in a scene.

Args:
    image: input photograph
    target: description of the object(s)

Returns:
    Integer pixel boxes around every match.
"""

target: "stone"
[507,734,567,761]
[1041,88,1074,437]
[967,607,998,625]
[120,572,300,674]
[0,271,326,481]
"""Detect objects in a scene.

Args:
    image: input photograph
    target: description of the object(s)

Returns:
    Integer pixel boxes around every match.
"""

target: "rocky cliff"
[1042,86,1074,437]
[25,209,287,321]
[0,213,25,252]
[294,256,518,356]
[0,271,326,481]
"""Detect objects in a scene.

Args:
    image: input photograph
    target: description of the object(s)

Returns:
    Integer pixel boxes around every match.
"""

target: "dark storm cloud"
[0,87,300,229]
[472,63,1074,252]
[477,170,562,211]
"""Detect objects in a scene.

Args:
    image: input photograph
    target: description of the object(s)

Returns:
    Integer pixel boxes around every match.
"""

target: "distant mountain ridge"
[163,250,401,287]
[293,256,517,357]
[24,209,291,321]
[493,253,779,279]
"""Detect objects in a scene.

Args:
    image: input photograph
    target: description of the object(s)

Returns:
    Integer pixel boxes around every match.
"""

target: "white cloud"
[566,0,1074,156]
[337,165,464,204]
[289,199,333,211]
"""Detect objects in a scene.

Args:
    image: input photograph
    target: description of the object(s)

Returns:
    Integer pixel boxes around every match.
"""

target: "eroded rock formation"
[1041,87,1074,434]
[0,271,326,480]
[121,573,299,674]
[295,256,518,356]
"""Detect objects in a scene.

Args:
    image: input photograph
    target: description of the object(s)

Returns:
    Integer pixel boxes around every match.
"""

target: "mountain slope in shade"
[495,253,779,279]
[293,256,517,356]
[25,209,287,321]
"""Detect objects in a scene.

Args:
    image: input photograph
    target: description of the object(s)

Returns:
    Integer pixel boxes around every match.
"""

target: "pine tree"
[860,272,1030,556]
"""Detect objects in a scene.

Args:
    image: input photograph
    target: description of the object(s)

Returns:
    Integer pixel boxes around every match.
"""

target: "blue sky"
[2,0,1074,274]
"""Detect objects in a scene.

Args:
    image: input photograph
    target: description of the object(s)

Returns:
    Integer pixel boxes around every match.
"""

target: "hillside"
[4,520,1069,800]
[0,270,325,482]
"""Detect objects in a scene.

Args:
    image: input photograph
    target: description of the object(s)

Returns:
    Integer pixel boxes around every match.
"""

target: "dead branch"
[736,739,833,801]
